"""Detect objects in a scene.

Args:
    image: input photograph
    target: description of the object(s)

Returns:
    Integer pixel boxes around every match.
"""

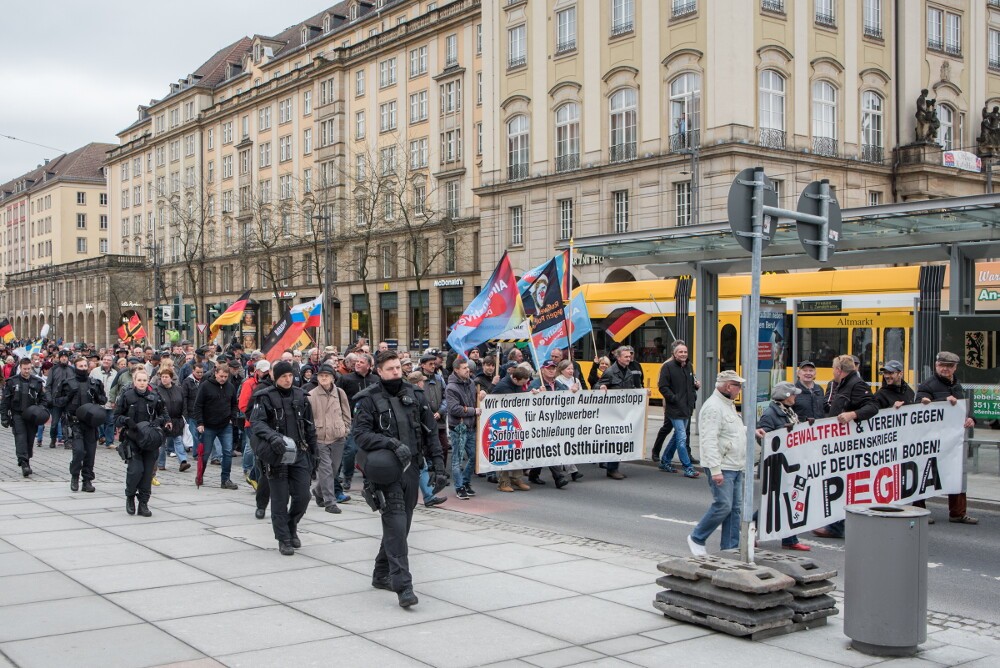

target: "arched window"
[759,70,786,148]
[937,103,954,150]
[609,88,637,162]
[860,91,884,163]
[507,115,529,180]
[669,73,701,151]
[812,81,837,156]
[555,103,580,172]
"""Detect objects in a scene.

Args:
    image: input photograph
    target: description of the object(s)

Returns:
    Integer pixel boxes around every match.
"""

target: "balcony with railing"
[555,154,580,173]
[863,22,883,39]
[672,1,697,18]
[944,41,962,57]
[761,0,784,14]
[507,54,526,70]
[609,143,637,163]
[927,38,943,52]
[555,38,576,54]
[670,129,700,152]
[610,20,633,37]
[812,136,838,157]
[814,11,835,28]
[508,163,529,181]
[991,57,1000,73]
[990,0,1000,8]
[758,128,786,150]
[860,144,884,164]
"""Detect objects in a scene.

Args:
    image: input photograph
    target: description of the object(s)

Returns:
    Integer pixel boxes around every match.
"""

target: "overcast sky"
[0,0,331,183]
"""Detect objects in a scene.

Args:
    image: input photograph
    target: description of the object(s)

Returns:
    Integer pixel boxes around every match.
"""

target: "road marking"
[799,539,845,552]
[641,514,697,526]
[928,562,942,569]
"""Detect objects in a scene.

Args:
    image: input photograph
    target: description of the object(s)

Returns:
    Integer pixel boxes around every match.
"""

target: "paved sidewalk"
[0,439,998,667]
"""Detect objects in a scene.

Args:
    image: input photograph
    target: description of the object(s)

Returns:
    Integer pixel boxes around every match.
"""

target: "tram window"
[720,324,738,372]
[852,328,873,380]
[797,328,846,368]
[883,328,905,368]
[633,321,672,363]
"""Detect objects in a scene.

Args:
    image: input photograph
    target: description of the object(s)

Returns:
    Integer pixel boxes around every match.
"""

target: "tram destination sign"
[798,299,842,313]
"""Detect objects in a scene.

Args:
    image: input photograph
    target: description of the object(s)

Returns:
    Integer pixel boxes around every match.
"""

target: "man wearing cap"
[915,351,978,525]
[875,360,914,409]
[756,381,810,551]
[307,363,352,514]
[793,361,825,422]
[353,350,445,607]
[248,360,317,554]
[46,349,73,448]
[2,358,47,476]
[688,370,752,555]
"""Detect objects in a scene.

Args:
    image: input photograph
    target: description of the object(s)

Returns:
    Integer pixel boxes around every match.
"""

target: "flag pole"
[565,242,574,363]
[647,293,678,342]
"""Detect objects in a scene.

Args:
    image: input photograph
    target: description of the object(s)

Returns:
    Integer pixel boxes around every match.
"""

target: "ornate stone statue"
[914,89,939,143]
[977,105,1000,155]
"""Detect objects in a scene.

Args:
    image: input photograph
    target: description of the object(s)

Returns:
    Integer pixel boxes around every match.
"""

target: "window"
[379,101,397,131]
[134,156,142,175]
[185,134,195,156]
[507,115,529,180]
[303,90,312,115]
[380,146,396,175]
[156,146,165,167]
[672,0,697,18]
[441,80,462,114]
[356,154,367,180]
[207,129,214,150]
[441,128,462,163]
[169,140,180,162]
[356,70,365,96]
[508,25,526,68]
[613,190,629,233]
[280,175,293,201]
[476,23,483,54]
[410,46,427,77]
[258,144,271,171]
[927,7,943,51]
[170,108,179,128]
[669,73,701,151]
[445,238,456,273]
[381,244,395,277]
[321,119,335,146]
[445,180,460,218]
[222,121,233,144]
[945,12,961,56]
[413,183,426,215]
[100,193,107,206]
[410,91,428,123]
[279,98,292,124]
[279,135,292,162]
[76,237,87,253]
[445,34,458,67]
[759,69,786,148]
[556,7,576,53]
[121,190,129,209]
[761,0,784,12]
[156,175,166,195]
[302,128,312,155]
[222,154,233,179]
[223,190,233,213]
[76,191,86,205]
[675,181,692,226]
[170,170,180,193]
[555,103,580,172]
[510,205,523,245]
[477,122,483,155]
[303,168,312,193]
[77,213,87,229]
[558,199,573,240]
[259,106,272,130]
[868,191,883,207]
[99,238,108,254]
[410,138,428,168]
[937,103,954,150]
[863,0,882,38]
[991,29,1000,71]
[356,111,366,139]
[379,57,397,87]
[477,72,482,104]
[812,81,837,156]
[100,214,108,230]
[612,0,634,35]
[814,0,835,27]
[207,195,215,216]
[861,91,883,163]
[609,88,637,162]
[383,192,395,221]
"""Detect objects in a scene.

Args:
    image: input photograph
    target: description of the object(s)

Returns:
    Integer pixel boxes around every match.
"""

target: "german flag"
[117,314,147,342]
[0,319,14,343]
[600,307,646,342]
[209,290,251,341]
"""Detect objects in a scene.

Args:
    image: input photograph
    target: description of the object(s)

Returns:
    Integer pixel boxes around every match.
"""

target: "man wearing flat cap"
[915,351,977,525]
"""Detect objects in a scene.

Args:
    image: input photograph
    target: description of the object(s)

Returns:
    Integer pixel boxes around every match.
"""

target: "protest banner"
[758,401,967,541]
[476,389,647,473]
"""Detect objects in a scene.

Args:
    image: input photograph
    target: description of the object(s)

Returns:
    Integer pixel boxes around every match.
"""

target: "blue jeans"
[99,409,116,444]
[241,427,254,475]
[201,425,234,483]
[48,407,64,442]
[157,435,188,467]
[418,461,435,503]
[187,418,202,451]
[450,424,474,490]
[691,470,744,550]
[340,434,358,483]
[660,418,693,469]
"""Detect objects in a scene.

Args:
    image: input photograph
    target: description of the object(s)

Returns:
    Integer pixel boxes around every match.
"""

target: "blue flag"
[566,292,592,344]
[531,321,568,365]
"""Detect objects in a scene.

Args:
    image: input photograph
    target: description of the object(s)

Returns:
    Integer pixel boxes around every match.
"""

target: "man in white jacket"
[688,370,756,555]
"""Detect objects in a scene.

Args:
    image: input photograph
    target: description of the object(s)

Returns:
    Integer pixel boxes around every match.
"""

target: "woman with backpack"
[114,369,167,517]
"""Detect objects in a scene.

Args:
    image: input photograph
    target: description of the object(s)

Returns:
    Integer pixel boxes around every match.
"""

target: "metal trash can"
[844,504,929,656]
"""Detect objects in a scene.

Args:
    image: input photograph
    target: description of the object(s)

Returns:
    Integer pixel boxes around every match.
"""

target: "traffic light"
[184,304,195,322]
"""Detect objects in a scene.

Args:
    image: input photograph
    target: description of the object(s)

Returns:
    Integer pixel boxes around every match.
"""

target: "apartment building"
[477,0,1000,287]
[107,0,484,349]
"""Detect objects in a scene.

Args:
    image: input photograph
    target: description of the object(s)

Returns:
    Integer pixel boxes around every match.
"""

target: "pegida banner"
[476,389,648,473]
[758,401,967,541]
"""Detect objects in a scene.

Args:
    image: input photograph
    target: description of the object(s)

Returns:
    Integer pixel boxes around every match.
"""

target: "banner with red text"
[758,401,966,541]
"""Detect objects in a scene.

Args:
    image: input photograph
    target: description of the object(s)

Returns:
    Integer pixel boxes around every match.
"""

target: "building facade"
[477,0,1000,287]
[107,0,484,350]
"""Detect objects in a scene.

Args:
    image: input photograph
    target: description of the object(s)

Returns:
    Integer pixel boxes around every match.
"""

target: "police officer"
[54,356,108,493]
[249,360,317,556]
[1,357,46,476]
[353,350,445,608]
[115,369,167,516]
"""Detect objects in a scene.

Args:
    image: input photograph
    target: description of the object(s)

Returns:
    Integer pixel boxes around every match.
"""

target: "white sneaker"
[687,535,707,556]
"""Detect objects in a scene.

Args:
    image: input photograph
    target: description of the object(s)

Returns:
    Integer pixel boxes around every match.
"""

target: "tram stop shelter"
[562,193,1000,406]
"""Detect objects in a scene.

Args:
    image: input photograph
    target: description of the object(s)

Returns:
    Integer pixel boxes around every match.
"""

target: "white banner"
[759,401,967,540]
[476,389,648,472]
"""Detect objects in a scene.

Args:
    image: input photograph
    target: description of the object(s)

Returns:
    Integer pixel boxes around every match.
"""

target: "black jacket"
[193,377,238,429]
[156,382,186,437]
[473,370,496,394]
[757,401,794,433]
[54,372,108,416]
[47,362,74,403]
[352,382,443,468]
[336,370,379,409]
[249,385,318,465]
[875,381,915,409]
[180,374,202,416]
[113,386,166,434]
[1,373,45,416]
[491,375,527,395]
[915,374,965,403]
[793,381,826,421]
[658,358,697,419]
[826,373,878,421]
[597,361,644,390]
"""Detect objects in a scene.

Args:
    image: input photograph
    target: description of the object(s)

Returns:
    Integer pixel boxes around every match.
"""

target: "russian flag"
[291,293,323,328]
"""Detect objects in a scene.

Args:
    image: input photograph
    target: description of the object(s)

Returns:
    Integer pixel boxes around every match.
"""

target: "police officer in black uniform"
[249,360,317,555]
[352,350,445,608]
[115,368,167,516]
[54,355,108,493]
[1,357,47,476]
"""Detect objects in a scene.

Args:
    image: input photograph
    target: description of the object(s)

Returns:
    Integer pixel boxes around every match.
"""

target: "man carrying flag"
[0,319,15,344]
[208,290,252,342]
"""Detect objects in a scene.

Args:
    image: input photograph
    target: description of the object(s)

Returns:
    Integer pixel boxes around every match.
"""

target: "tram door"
[796,313,911,388]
